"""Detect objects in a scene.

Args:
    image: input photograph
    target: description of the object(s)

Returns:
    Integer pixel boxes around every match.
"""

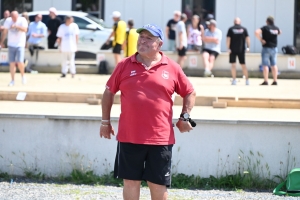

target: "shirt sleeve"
[217,29,222,40]
[244,28,249,37]
[226,28,231,37]
[56,25,62,38]
[175,66,194,98]
[105,62,123,94]
[27,23,32,36]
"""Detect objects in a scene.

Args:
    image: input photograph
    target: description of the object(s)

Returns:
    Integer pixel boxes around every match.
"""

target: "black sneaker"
[260,81,268,85]
[271,81,278,85]
[61,74,66,78]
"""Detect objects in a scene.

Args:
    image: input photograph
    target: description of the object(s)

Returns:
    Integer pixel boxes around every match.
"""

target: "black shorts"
[202,49,219,58]
[230,52,245,64]
[112,43,122,54]
[177,46,187,56]
[114,142,173,186]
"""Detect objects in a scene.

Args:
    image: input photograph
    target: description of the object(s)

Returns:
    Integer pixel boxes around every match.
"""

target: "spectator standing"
[100,23,196,200]
[47,7,62,49]
[105,11,126,66]
[255,16,281,85]
[0,10,10,48]
[226,17,250,85]
[165,11,181,51]
[26,14,47,73]
[56,16,79,78]
[175,13,188,68]
[124,19,138,57]
[187,15,204,51]
[0,11,28,86]
[202,19,222,77]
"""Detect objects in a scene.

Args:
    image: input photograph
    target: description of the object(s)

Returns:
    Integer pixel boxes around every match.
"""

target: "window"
[73,16,90,29]
[182,0,215,23]
[1,0,33,16]
[73,0,101,18]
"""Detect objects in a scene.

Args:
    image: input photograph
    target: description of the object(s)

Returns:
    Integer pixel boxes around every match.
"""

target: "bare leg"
[231,63,236,79]
[271,65,278,82]
[114,53,122,66]
[17,62,25,77]
[208,55,216,71]
[148,181,168,200]
[9,62,16,81]
[263,66,269,82]
[241,64,249,79]
[177,56,186,68]
[123,179,141,200]
[202,52,210,70]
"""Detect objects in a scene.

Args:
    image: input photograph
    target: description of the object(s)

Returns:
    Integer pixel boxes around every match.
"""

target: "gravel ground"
[0,180,299,200]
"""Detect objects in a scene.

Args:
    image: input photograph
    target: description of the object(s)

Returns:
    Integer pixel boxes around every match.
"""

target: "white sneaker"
[246,79,250,85]
[8,81,14,87]
[22,77,27,85]
[231,79,237,85]
[204,69,212,77]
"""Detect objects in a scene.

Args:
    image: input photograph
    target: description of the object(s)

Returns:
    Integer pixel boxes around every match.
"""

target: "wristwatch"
[180,113,190,121]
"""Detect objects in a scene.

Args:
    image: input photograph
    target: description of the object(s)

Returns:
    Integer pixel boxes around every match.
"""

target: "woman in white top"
[187,15,204,51]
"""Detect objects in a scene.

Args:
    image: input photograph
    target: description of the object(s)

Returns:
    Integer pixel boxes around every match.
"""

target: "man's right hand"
[100,124,115,139]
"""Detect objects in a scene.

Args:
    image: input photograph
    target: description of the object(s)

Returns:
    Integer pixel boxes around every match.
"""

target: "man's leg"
[61,52,68,76]
[148,181,168,200]
[208,55,216,71]
[231,63,236,79]
[114,53,121,66]
[69,52,76,77]
[271,65,278,82]
[123,179,141,200]
[16,47,26,84]
[270,48,278,84]
[263,65,269,82]
[241,64,249,79]
[202,52,210,71]
[9,62,16,81]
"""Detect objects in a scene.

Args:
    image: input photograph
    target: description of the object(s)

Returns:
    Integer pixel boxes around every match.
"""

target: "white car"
[27,11,112,54]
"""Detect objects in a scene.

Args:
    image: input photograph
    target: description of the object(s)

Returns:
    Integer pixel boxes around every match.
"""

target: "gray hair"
[64,15,73,22]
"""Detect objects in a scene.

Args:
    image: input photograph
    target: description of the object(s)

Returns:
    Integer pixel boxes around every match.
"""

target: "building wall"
[104,0,181,50]
[33,0,72,11]
[216,0,295,53]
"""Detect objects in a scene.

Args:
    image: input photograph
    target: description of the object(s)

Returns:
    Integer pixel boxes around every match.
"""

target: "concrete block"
[213,101,227,108]
[86,98,101,105]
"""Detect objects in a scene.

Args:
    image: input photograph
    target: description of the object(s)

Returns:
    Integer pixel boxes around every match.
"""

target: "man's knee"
[124,179,141,187]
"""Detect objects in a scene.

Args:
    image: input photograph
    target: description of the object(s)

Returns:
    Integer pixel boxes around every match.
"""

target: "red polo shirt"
[106,52,194,145]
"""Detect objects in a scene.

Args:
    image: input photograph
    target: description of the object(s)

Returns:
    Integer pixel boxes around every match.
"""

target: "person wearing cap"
[165,11,181,51]
[175,13,188,68]
[123,19,138,57]
[226,17,250,85]
[255,16,281,86]
[100,23,196,200]
[202,19,222,77]
[105,11,126,66]
[47,7,62,49]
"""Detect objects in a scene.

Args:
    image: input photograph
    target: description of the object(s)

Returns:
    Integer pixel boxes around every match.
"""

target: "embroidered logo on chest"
[130,70,137,76]
[161,70,169,79]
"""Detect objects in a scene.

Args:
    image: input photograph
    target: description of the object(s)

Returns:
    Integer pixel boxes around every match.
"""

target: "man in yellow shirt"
[106,11,126,66]
[124,20,138,57]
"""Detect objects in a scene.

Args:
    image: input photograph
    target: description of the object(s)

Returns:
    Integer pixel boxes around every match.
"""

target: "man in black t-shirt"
[255,16,281,86]
[165,11,181,51]
[47,7,62,49]
[226,18,250,85]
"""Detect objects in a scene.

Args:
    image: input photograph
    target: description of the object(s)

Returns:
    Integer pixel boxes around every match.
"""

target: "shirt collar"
[131,51,168,65]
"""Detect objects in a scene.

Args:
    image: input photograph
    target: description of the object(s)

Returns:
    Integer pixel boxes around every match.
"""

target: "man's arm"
[100,88,115,139]
[246,36,250,51]
[255,28,265,44]
[0,29,8,46]
[13,24,27,32]
[165,26,169,40]
[226,37,231,51]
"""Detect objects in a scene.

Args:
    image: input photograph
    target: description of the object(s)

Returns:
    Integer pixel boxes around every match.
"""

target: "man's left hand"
[176,119,193,133]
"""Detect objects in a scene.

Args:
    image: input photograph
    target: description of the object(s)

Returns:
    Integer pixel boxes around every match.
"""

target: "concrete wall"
[216,0,295,53]
[104,0,181,50]
[33,0,72,11]
[0,114,299,179]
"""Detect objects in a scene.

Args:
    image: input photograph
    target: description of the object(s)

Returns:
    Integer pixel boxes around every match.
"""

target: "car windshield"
[86,14,109,28]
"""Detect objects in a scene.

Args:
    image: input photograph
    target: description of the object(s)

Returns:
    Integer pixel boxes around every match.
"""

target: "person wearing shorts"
[0,11,28,86]
[175,13,188,68]
[105,11,126,67]
[226,17,250,85]
[255,16,281,85]
[100,23,196,200]
[202,19,222,77]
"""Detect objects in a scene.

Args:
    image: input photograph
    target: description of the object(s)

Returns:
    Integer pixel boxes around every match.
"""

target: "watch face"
[183,113,190,119]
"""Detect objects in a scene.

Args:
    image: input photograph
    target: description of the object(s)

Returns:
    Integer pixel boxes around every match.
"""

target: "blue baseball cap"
[136,24,164,41]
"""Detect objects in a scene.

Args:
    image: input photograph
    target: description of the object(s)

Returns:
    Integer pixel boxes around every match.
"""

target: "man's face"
[173,13,180,21]
[35,14,42,22]
[49,11,56,19]
[137,30,162,55]
[4,11,10,18]
[11,13,18,22]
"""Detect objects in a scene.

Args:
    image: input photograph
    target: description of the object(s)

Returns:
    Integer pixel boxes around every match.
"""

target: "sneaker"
[231,79,237,85]
[71,74,75,78]
[271,81,278,85]
[260,81,268,85]
[61,74,66,78]
[22,77,27,85]
[30,70,38,74]
[204,70,212,77]
[245,79,250,85]
[8,81,14,87]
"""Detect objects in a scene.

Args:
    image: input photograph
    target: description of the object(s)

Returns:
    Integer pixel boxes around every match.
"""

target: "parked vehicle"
[27,11,112,54]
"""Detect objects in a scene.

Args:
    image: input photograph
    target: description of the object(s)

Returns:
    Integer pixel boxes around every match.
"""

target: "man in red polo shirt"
[100,24,196,200]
